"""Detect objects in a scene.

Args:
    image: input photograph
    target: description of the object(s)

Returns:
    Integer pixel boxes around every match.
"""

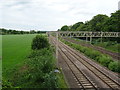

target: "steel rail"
[51,36,97,89]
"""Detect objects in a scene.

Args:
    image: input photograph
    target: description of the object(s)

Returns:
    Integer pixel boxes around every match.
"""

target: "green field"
[2,34,36,79]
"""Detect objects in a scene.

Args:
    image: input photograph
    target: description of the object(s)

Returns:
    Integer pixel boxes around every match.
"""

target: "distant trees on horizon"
[0,28,46,35]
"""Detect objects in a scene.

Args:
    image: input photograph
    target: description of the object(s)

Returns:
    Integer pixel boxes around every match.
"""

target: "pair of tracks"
[63,37,120,61]
[50,36,120,89]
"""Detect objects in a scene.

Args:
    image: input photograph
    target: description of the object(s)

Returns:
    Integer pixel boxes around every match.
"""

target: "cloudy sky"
[0,0,119,31]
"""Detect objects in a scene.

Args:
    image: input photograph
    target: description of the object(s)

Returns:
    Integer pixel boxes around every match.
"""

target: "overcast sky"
[0,0,119,31]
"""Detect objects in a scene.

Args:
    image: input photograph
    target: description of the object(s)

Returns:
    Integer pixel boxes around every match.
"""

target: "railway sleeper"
[83,85,94,88]
[83,84,94,86]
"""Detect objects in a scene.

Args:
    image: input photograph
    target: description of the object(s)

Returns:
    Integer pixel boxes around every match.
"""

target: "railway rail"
[51,37,98,89]
[50,35,120,89]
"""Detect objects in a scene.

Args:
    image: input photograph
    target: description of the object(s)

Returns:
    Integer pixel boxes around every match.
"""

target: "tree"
[60,25,69,31]
[31,35,50,50]
[30,30,36,34]
[89,14,109,31]
[103,10,120,32]
[71,22,84,31]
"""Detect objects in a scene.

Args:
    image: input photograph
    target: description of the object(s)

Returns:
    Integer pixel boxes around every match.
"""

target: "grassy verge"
[71,38,120,53]
[92,41,120,53]
[60,38,120,73]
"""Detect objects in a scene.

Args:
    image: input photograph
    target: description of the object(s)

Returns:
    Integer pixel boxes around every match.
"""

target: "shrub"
[43,71,58,88]
[12,48,57,88]
[2,78,13,88]
[31,35,49,50]
[98,55,112,67]
[85,50,101,61]
[108,61,120,73]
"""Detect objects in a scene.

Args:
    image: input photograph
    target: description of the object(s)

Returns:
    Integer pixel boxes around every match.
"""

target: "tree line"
[0,28,46,35]
[59,10,120,32]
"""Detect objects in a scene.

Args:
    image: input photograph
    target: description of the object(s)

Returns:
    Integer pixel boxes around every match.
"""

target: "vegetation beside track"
[60,38,120,73]
[3,35,67,88]
[92,39,120,53]
[72,37,120,53]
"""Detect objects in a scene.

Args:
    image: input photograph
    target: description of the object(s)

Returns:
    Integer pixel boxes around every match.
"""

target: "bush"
[2,78,13,88]
[31,35,49,50]
[108,61,120,73]
[98,55,112,67]
[12,48,57,88]
[85,50,101,61]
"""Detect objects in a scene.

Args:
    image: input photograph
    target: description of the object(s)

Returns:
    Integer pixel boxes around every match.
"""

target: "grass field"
[2,34,37,79]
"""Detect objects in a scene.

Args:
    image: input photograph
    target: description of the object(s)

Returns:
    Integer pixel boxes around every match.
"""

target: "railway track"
[51,37,98,89]
[50,36,120,89]
[63,37,120,61]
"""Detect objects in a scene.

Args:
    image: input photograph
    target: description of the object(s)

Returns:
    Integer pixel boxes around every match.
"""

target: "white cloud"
[0,0,119,31]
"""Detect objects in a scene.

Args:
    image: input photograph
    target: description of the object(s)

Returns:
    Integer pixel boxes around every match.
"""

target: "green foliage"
[1,28,30,35]
[2,78,13,88]
[85,49,101,61]
[11,48,67,88]
[60,25,70,31]
[31,35,49,50]
[43,71,58,88]
[108,61,120,73]
[0,28,46,35]
[12,48,57,88]
[89,14,109,31]
[59,10,120,33]
[71,22,84,31]
[98,55,112,67]
[105,10,120,32]
[92,39,120,53]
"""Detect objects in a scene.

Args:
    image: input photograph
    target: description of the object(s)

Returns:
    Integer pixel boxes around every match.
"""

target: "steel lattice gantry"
[47,31,120,37]
[58,31,120,37]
